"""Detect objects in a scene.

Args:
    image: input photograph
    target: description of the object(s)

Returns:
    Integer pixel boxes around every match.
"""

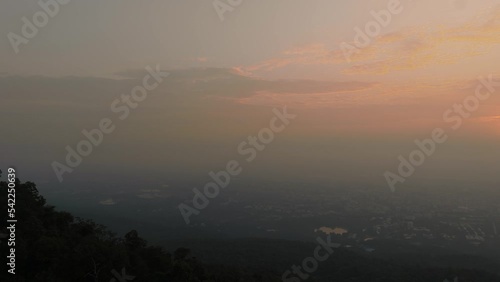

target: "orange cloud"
[343,13,500,75]
[242,44,342,73]
[241,5,500,76]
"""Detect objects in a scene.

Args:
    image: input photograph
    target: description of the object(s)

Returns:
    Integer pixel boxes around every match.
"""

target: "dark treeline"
[0,174,280,282]
[1,174,499,281]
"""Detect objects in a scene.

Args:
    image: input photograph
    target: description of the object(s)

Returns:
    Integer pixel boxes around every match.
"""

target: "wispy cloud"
[241,6,500,76]
[344,7,500,75]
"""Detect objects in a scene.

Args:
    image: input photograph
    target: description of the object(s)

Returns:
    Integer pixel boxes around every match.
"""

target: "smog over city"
[1,1,500,281]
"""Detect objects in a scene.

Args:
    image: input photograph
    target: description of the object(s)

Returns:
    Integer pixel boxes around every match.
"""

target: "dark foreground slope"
[162,238,500,282]
[1,175,499,282]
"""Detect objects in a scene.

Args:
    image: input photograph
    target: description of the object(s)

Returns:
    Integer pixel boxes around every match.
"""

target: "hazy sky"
[1,0,499,191]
